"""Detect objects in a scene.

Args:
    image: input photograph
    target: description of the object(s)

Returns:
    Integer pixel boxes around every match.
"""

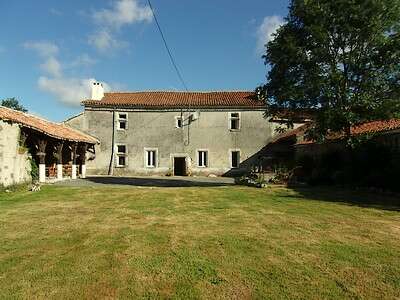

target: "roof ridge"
[63,112,84,123]
[104,90,253,94]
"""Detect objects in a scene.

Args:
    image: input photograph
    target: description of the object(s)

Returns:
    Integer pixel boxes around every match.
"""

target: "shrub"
[29,158,39,182]
[296,141,400,192]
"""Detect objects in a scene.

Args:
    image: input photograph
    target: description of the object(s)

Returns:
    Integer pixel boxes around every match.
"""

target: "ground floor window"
[116,144,127,167]
[231,150,240,168]
[145,149,157,168]
[197,150,208,167]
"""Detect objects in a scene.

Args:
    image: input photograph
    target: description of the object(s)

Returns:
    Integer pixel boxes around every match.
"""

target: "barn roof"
[0,106,98,144]
[296,119,400,145]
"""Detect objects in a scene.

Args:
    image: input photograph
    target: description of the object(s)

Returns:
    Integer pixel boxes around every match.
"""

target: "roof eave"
[82,103,264,110]
[1,118,98,144]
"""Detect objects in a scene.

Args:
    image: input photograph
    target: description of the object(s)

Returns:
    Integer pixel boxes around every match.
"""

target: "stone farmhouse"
[65,82,284,177]
[1,81,399,188]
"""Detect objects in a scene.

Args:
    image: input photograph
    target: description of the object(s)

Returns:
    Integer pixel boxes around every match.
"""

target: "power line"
[147,0,189,91]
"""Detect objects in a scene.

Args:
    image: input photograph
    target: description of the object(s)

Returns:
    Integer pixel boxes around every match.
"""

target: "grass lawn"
[0,185,399,299]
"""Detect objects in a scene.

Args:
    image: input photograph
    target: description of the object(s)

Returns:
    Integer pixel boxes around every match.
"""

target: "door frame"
[170,153,190,176]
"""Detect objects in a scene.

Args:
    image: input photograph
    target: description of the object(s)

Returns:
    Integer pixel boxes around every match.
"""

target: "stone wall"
[65,108,279,176]
[0,121,31,187]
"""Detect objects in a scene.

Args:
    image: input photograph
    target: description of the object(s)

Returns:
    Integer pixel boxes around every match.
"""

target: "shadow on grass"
[286,185,400,212]
[83,176,235,188]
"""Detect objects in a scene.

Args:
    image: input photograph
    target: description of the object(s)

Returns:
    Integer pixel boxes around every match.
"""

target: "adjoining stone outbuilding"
[65,82,289,177]
[295,119,400,157]
[0,106,98,187]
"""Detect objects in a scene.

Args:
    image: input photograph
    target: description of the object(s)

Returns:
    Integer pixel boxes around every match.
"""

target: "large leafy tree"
[258,0,400,142]
[1,98,28,112]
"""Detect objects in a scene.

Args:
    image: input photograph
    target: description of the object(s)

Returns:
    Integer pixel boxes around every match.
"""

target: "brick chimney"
[91,82,104,100]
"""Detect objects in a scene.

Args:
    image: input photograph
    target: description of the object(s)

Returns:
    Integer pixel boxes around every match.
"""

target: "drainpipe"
[108,110,116,175]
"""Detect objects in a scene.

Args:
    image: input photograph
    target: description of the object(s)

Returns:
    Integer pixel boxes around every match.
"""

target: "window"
[145,149,157,168]
[175,116,183,128]
[231,150,240,168]
[197,150,208,167]
[229,112,240,130]
[117,113,127,130]
[116,144,127,167]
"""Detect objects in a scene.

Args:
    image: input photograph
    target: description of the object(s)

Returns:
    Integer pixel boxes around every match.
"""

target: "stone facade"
[0,120,31,187]
[65,108,279,176]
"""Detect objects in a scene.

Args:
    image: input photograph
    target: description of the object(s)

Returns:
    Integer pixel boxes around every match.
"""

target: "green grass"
[0,186,399,299]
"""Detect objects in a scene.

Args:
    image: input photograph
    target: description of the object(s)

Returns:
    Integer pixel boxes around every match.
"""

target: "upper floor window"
[229,112,240,131]
[175,116,183,128]
[145,148,157,168]
[116,144,127,167]
[197,150,208,167]
[117,113,128,130]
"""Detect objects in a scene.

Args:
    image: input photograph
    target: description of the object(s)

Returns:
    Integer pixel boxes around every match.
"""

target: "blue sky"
[0,0,289,121]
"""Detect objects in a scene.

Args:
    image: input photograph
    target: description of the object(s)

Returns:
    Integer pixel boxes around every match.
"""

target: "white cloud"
[23,41,59,57]
[40,57,62,77]
[88,0,152,53]
[38,77,111,107]
[70,53,97,68]
[24,40,115,107]
[256,16,284,54]
[25,41,62,77]
[88,30,128,53]
[93,0,152,29]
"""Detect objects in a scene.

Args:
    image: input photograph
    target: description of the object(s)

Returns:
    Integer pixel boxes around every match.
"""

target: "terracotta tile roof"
[351,119,400,135]
[296,119,400,145]
[269,124,309,145]
[0,106,98,144]
[82,91,264,108]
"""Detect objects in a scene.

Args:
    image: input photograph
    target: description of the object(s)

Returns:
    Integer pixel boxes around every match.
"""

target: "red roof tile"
[351,119,400,135]
[269,124,309,144]
[297,119,400,145]
[0,106,98,144]
[82,91,264,108]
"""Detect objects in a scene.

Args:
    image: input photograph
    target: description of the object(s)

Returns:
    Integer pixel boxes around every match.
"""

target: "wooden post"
[20,131,28,148]
[71,143,78,180]
[55,141,64,180]
[36,139,47,183]
[79,144,88,179]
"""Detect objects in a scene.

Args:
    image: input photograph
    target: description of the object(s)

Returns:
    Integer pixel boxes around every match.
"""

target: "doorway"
[174,157,187,176]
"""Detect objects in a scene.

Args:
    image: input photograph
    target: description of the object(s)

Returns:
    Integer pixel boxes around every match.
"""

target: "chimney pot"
[91,81,104,100]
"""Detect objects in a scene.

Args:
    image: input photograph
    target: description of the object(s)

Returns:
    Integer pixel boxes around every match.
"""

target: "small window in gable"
[118,113,128,130]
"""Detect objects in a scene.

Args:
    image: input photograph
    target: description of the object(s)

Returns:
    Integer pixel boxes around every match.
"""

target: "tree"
[1,98,28,112]
[258,0,400,142]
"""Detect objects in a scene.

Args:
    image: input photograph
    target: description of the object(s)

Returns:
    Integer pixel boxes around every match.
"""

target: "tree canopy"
[1,98,28,112]
[258,0,400,142]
